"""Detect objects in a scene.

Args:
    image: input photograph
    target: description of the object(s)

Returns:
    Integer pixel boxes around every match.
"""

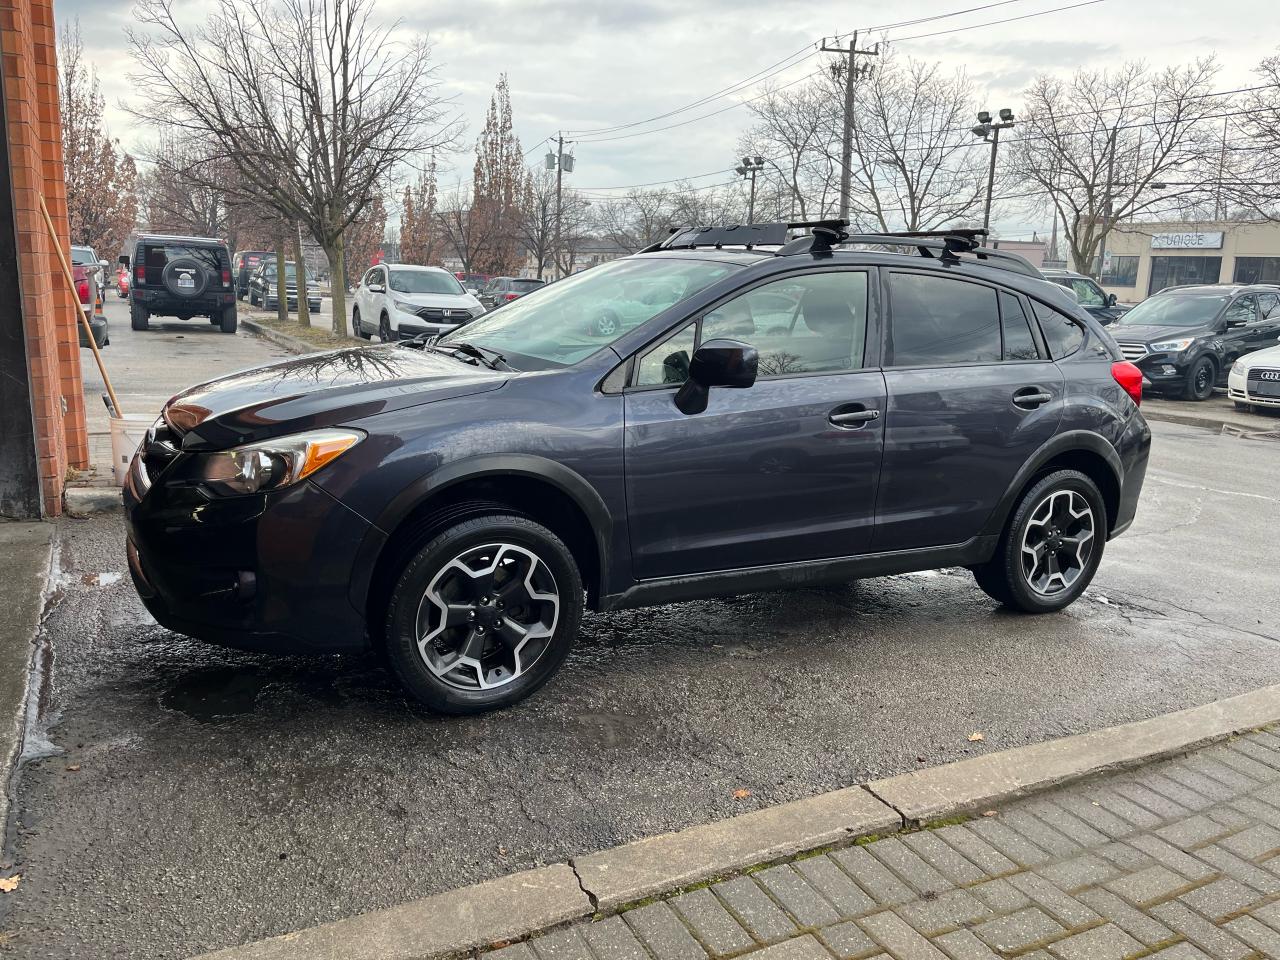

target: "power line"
[884,0,1106,43]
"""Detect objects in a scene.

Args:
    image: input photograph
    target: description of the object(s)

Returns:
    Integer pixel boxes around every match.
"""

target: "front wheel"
[1182,356,1216,401]
[973,469,1105,613]
[383,515,583,714]
[379,312,393,343]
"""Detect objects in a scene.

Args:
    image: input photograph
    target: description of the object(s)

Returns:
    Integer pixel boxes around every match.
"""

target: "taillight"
[135,264,145,285]
[504,292,519,301]
[221,268,231,286]
[1111,361,1142,406]
[76,278,89,303]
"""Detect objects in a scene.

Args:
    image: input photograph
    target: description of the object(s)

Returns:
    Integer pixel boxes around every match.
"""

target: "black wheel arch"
[980,431,1123,543]
[352,455,613,642]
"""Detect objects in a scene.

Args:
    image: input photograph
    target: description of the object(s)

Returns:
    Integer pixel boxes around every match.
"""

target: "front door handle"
[1012,386,1052,409]
[829,408,881,428]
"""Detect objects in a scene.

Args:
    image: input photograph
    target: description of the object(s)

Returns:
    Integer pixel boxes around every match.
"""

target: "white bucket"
[109,414,152,486]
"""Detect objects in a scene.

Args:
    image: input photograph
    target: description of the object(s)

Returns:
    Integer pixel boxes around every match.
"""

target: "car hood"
[389,291,481,311]
[165,345,507,450]
[1240,343,1280,367]
[1107,322,1209,343]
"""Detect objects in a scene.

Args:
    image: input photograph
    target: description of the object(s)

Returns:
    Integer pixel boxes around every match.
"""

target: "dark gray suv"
[123,222,1151,714]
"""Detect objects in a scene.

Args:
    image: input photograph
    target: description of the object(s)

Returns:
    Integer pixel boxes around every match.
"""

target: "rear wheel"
[220,304,237,333]
[383,514,583,714]
[1182,356,1216,401]
[973,469,1105,613]
[130,303,149,331]
[353,306,369,339]
[249,289,258,306]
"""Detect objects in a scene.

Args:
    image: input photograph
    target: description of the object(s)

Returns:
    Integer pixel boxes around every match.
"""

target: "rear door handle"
[1012,386,1052,409]
[829,408,881,428]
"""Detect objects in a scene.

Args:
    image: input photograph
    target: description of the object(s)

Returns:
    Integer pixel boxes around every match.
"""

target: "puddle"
[160,667,271,723]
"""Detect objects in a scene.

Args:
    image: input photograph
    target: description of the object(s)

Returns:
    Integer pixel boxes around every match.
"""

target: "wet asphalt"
[4,303,1280,958]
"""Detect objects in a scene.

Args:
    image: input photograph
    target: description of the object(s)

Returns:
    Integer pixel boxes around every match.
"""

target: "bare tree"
[741,80,836,221]
[438,188,506,273]
[1010,58,1224,275]
[594,189,679,252]
[127,0,460,333]
[1221,52,1280,219]
[59,20,138,258]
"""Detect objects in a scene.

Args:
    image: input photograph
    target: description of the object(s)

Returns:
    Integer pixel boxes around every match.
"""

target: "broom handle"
[38,193,123,417]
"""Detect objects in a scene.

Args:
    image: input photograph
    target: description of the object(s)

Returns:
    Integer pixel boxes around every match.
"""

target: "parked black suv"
[232,250,272,299]
[1108,284,1280,400]
[1041,269,1129,325]
[123,222,1150,714]
[121,235,237,333]
[247,260,322,314]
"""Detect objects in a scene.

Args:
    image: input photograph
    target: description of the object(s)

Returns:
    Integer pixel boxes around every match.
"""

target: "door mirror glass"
[1107,293,1117,307]
[674,338,758,415]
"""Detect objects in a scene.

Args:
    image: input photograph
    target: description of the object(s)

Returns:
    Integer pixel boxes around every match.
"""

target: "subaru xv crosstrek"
[123,222,1151,714]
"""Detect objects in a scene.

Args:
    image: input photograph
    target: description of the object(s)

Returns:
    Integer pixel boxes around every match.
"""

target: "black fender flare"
[979,430,1124,539]
[349,454,614,614]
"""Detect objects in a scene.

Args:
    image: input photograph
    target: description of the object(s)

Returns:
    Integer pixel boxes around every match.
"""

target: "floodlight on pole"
[973,108,1015,232]
[736,155,766,223]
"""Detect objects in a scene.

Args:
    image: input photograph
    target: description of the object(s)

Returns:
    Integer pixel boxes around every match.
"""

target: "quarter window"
[887,273,1001,366]
[1032,300,1086,359]
[1259,293,1279,319]
[1000,293,1041,361]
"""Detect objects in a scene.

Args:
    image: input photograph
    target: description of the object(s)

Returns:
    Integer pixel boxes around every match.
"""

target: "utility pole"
[971,109,1016,232]
[735,156,765,222]
[547,134,575,279]
[822,31,878,223]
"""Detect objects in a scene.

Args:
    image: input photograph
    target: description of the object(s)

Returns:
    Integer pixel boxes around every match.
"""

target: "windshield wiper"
[430,340,513,371]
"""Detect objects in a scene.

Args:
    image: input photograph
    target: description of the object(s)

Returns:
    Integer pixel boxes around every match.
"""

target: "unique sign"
[1150,232,1224,250]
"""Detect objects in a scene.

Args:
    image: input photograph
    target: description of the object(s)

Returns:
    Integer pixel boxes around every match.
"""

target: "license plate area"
[1252,380,1280,397]
[177,275,195,289]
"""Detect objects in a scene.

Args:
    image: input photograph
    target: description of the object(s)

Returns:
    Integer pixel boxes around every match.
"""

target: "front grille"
[1247,367,1280,399]
[414,306,467,323]
[1116,341,1148,362]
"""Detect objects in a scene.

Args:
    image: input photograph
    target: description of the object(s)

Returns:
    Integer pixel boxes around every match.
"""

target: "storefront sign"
[1150,232,1224,250]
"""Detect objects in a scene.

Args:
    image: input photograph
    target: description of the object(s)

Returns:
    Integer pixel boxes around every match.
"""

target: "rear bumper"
[124,460,372,654]
[1111,410,1151,540]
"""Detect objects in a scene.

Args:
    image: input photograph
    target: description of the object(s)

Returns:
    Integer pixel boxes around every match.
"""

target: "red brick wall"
[3,0,89,516]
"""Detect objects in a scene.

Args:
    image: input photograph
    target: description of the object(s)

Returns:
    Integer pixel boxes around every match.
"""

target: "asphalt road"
[5,310,1280,958]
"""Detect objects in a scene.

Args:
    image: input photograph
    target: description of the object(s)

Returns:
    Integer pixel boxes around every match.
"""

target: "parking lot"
[3,299,1280,958]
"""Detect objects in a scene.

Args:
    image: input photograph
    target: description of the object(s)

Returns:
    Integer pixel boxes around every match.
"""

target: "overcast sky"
[66,0,1279,238]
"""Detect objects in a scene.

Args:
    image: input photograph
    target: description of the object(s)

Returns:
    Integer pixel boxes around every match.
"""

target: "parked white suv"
[1228,339,1280,411]
[352,264,484,342]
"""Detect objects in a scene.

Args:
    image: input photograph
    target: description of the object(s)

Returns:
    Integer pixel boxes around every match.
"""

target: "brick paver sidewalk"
[488,730,1280,960]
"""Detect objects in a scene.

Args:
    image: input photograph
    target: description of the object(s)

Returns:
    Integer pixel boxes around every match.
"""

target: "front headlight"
[391,298,418,313]
[1232,359,1247,376]
[194,428,363,496]
[468,305,487,318]
[1150,337,1196,353]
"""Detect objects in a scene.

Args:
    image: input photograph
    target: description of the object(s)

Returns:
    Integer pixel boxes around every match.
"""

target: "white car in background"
[352,264,485,342]
[1228,339,1280,411]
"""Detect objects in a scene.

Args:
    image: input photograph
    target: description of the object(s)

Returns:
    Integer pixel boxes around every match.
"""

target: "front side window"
[1032,300,1086,359]
[439,257,743,368]
[1224,296,1257,325]
[887,273,1000,366]
[1071,279,1105,306]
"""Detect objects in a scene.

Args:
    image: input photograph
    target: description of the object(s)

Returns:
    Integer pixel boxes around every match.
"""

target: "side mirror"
[368,283,385,293]
[674,338,758,415]
[118,254,130,267]
[1107,293,1117,307]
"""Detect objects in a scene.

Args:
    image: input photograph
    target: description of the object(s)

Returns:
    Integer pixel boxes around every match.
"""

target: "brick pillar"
[2,0,89,516]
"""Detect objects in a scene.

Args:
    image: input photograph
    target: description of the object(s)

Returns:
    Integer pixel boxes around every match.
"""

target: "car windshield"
[389,270,465,295]
[438,257,743,367]
[1115,292,1228,328]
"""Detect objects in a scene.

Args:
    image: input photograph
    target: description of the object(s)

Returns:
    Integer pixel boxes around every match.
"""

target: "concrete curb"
[188,683,1280,960]
[0,522,54,831]
[64,486,122,515]
[239,317,318,356]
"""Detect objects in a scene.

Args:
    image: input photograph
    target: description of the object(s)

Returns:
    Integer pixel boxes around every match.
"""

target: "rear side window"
[1032,300,1086,359]
[512,279,544,291]
[887,273,1001,366]
[1000,293,1041,360]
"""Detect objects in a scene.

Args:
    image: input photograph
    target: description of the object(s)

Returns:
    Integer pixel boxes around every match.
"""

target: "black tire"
[353,306,369,339]
[379,312,393,343]
[1235,400,1251,412]
[1182,356,1216,401]
[972,469,1106,614]
[220,304,237,333]
[384,514,583,714]
[130,303,149,331]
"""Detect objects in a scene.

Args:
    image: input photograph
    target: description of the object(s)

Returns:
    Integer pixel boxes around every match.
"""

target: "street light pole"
[971,109,1015,233]
[548,133,575,279]
[735,156,765,223]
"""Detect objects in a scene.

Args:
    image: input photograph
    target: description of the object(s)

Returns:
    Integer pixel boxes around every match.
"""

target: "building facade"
[1095,220,1280,302]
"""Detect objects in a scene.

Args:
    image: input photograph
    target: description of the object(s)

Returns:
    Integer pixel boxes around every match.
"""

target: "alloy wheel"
[1019,489,1095,596]
[414,543,560,691]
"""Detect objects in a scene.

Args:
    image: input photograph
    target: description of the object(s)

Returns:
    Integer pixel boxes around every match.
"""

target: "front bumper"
[1131,352,1191,389]
[1228,367,1280,408]
[391,318,464,340]
[123,448,377,654]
